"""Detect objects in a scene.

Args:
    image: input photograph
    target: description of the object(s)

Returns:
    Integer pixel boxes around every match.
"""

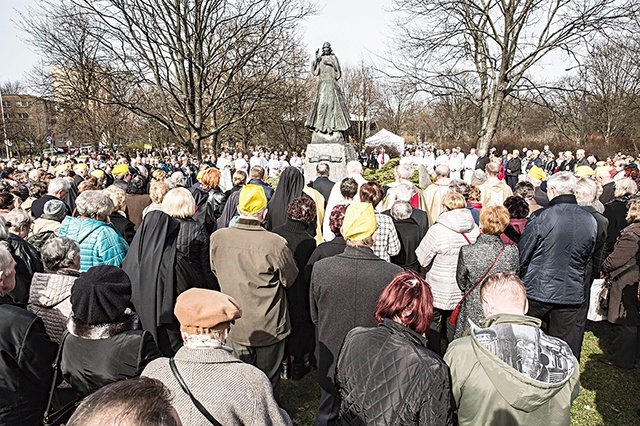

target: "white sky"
[0,0,575,86]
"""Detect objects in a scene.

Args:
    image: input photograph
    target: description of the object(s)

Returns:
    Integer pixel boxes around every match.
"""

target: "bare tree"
[389,0,636,151]
[342,63,381,145]
[24,0,314,159]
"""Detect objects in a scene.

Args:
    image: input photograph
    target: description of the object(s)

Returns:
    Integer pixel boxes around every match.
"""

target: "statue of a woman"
[305,42,351,139]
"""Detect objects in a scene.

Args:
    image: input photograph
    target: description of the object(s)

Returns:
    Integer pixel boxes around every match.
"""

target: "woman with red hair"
[335,271,453,425]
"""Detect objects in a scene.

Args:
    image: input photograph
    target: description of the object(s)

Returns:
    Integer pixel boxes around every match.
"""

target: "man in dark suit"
[595,166,615,205]
[308,163,335,207]
[247,165,274,201]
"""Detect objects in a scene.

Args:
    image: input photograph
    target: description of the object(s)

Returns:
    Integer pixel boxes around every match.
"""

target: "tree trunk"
[477,91,506,152]
[210,131,219,159]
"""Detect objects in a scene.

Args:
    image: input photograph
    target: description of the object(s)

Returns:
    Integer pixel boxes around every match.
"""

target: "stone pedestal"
[304,142,357,184]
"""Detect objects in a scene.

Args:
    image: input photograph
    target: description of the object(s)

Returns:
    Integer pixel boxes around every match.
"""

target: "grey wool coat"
[142,346,292,426]
[453,234,520,339]
[310,246,403,395]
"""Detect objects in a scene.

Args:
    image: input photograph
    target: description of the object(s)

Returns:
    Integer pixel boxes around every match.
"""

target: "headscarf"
[266,167,305,230]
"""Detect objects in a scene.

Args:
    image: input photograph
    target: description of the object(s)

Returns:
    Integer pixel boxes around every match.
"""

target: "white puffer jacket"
[416,208,479,310]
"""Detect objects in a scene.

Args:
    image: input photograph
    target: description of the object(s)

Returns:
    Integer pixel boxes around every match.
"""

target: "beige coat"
[479,177,513,207]
[422,178,452,225]
[210,218,298,346]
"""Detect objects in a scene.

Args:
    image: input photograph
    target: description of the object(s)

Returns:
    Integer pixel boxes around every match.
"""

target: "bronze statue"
[306,42,351,143]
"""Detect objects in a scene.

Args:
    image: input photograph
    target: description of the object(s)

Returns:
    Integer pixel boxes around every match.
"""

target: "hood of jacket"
[469,314,576,413]
[29,270,79,308]
[436,208,477,233]
[60,216,114,244]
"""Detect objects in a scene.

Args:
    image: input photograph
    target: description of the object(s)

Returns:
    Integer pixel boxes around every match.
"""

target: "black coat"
[175,217,217,291]
[603,197,632,257]
[310,246,403,395]
[109,213,136,244]
[309,176,335,207]
[305,236,347,282]
[0,302,57,426]
[336,319,453,425]
[30,194,71,219]
[61,313,161,398]
[506,157,521,177]
[391,217,426,272]
[382,207,429,236]
[581,205,609,285]
[273,219,317,358]
[519,194,597,305]
[599,181,615,205]
[4,233,44,307]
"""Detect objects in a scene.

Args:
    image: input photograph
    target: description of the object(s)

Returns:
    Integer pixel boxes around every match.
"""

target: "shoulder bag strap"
[170,358,223,426]
[461,232,472,245]
[44,331,78,425]
[459,244,506,306]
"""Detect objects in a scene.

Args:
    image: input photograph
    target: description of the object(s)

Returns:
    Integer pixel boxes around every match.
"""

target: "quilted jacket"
[27,270,79,343]
[415,208,479,310]
[58,216,129,272]
[336,319,453,425]
[518,194,597,305]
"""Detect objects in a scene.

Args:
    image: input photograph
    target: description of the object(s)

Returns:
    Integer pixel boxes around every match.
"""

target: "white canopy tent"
[364,128,405,154]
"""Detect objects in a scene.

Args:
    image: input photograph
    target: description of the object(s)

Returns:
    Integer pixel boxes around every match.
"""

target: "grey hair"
[48,177,71,196]
[396,164,413,180]
[346,161,363,175]
[575,178,598,204]
[434,164,450,178]
[0,246,12,271]
[391,201,412,220]
[75,190,114,221]
[5,208,32,231]
[449,179,470,200]
[0,217,7,240]
[547,172,577,195]
[614,178,638,198]
[316,163,330,177]
[394,183,413,202]
[28,169,40,181]
[41,237,80,271]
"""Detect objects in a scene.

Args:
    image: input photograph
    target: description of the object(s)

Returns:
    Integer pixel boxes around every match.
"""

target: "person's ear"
[524,299,529,315]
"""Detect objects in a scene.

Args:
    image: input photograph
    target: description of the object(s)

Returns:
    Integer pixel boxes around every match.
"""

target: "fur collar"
[67,311,140,339]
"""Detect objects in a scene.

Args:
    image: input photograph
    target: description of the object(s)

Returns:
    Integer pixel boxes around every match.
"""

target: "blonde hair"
[480,205,510,235]
[442,192,466,211]
[162,188,196,219]
[103,185,126,211]
[149,182,170,204]
[626,198,640,223]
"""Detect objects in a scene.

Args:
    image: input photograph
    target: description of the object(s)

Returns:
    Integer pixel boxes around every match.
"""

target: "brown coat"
[210,218,298,346]
[601,222,640,325]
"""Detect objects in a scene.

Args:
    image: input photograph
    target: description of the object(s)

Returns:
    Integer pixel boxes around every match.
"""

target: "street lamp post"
[0,90,9,159]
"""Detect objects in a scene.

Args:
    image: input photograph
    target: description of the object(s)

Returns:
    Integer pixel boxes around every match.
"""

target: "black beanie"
[71,265,132,325]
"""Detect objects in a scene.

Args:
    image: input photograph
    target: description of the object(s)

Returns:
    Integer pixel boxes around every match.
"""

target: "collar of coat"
[339,245,379,259]
[548,193,577,206]
[233,218,265,230]
[174,345,244,364]
[380,318,427,348]
[67,311,140,340]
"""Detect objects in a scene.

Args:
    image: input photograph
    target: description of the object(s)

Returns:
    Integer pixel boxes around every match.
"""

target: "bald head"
[480,272,528,318]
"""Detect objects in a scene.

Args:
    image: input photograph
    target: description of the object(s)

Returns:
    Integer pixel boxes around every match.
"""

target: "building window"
[2,113,9,119]
[17,113,29,119]
[1,101,9,108]
[15,101,31,107]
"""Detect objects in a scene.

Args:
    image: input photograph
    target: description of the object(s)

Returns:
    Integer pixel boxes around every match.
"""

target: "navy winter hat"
[71,265,132,325]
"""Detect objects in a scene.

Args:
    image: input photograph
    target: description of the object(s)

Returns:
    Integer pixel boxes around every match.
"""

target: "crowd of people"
[0,142,638,425]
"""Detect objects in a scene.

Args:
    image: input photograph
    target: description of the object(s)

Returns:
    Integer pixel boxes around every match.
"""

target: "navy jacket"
[519,194,597,305]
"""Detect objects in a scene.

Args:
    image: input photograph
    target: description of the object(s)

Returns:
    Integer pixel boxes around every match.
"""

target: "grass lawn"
[280,321,640,425]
